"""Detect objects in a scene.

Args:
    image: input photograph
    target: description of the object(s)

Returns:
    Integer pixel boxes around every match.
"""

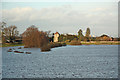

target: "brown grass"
[69,40,82,45]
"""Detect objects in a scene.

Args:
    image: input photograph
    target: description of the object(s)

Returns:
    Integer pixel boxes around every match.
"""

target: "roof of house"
[54,32,59,34]
[100,34,109,37]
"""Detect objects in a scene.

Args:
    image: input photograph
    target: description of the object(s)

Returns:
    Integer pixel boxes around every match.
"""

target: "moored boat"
[7,48,12,52]
[14,51,24,53]
[18,47,22,49]
[25,52,31,54]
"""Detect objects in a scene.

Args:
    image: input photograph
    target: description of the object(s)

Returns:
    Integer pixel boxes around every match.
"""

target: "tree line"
[0,22,19,43]
[0,22,50,48]
[1,22,120,47]
[58,28,91,42]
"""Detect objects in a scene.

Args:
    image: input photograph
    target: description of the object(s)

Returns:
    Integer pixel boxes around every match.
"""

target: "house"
[113,38,120,41]
[54,32,60,42]
[98,34,112,41]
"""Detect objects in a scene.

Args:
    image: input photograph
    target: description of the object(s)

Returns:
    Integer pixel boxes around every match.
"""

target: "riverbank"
[66,41,120,45]
[1,43,24,47]
[1,41,120,48]
[81,41,120,45]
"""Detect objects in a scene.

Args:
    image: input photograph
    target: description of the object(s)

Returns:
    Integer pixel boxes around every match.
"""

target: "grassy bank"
[66,41,120,45]
[1,43,24,47]
[81,41,120,45]
[1,41,119,48]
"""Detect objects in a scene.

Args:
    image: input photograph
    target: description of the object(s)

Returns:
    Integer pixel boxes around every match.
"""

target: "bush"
[41,45,51,52]
[49,42,62,48]
[49,42,66,48]
[41,42,66,52]
[61,42,66,46]
[22,26,49,48]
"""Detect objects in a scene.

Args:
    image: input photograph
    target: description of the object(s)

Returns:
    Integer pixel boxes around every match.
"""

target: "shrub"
[49,42,66,48]
[41,42,66,52]
[41,45,51,52]
[61,42,66,46]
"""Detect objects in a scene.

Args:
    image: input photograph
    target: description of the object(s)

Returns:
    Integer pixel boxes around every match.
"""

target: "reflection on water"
[2,45,118,78]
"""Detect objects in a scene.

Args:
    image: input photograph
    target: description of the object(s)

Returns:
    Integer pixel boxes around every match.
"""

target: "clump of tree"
[22,25,49,48]
[78,29,84,41]
[77,28,91,42]
[58,34,67,42]
[4,25,19,43]
[0,22,19,43]
[85,28,91,42]
[66,34,78,41]
[48,33,54,42]
[58,34,78,42]
[85,28,90,37]
[0,22,5,43]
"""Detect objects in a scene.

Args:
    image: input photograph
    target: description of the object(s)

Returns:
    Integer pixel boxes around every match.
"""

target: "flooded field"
[2,45,118,78]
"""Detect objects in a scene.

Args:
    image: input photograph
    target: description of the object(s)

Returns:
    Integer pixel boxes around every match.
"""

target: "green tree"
[59,34,65,42]
[66,34,78,41]
[0,22,7,44]
[58,34,67,42]
[85,28,90,37]
[85,28,90,41]
[78,29,84,41]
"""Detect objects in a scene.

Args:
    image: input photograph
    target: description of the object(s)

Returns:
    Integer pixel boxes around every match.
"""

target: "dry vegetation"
[69,40,82,45]
[41,42,66,52]
[41,44,51,52]
[22,26,66,52]
[22,26,49,48]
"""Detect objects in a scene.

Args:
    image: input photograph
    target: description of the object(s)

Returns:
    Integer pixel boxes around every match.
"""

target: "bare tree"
[0,22,7,43]
[22,25,49,48]
[2,25,19,43]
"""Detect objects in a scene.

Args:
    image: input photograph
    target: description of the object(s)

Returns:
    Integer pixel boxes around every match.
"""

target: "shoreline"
[1,43,24,47]
[67,41,120,45]
[81,41,120,45]
[1,41,120,47]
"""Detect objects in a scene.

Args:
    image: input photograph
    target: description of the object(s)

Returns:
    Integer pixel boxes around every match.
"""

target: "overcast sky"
[1,1,118,37]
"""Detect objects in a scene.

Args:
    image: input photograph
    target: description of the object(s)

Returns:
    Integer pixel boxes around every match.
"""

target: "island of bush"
[22,26,67,52]
[41,42,66,52]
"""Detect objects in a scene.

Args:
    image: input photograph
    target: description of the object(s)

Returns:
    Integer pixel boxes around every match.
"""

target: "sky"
[1,1,119,37]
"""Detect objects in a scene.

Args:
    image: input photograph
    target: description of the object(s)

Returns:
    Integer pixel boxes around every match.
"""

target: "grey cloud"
[2,4,118,37]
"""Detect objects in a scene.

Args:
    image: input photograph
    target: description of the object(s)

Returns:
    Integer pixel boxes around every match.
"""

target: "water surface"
[2,45,118,78]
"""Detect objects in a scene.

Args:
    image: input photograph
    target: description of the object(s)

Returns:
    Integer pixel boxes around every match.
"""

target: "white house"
[54,32,60,42]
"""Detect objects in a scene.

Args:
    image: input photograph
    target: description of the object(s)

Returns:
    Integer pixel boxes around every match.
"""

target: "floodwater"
[2,45,118,78]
